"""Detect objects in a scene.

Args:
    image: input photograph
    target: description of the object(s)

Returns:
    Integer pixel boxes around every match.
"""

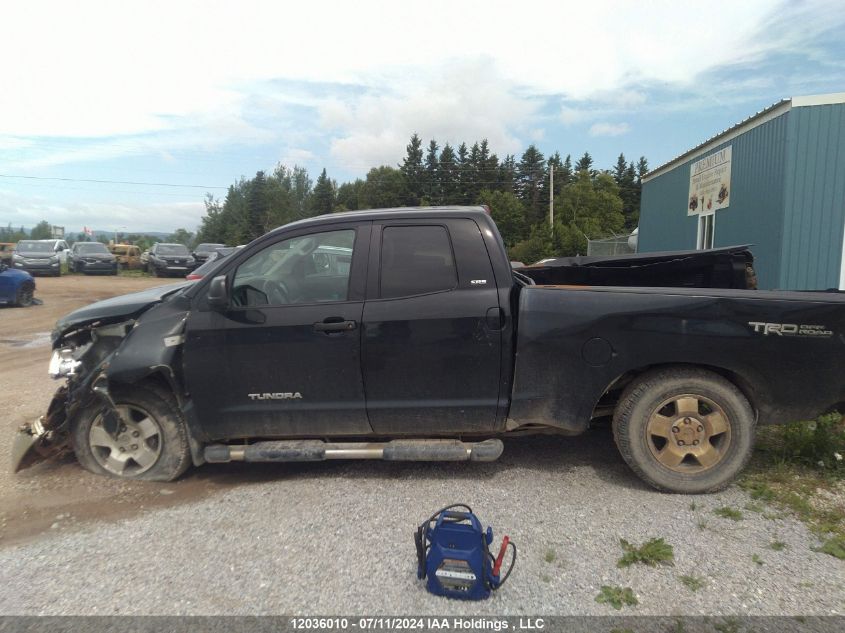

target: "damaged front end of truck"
[11,283,193,474]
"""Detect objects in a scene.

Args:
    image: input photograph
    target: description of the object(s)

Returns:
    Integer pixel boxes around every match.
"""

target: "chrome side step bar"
[204,439,504,463]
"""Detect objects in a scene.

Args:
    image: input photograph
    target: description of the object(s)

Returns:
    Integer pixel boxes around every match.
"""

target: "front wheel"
[14,284,34,307]
[71,385,191,481]
[613,368,755,494]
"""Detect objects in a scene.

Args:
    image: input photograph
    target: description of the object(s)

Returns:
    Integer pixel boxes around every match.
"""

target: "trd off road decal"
[748,322,833,338]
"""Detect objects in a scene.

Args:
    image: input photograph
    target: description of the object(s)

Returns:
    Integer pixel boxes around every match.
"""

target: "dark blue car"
[0,261,36,306]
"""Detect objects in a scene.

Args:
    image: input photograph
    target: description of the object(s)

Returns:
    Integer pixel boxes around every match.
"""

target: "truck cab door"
[183,222,372,441]
[362,218,503,434]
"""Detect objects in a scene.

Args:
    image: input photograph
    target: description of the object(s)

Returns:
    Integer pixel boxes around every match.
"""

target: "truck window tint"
[380,226,457,298]
[232,229,355,307]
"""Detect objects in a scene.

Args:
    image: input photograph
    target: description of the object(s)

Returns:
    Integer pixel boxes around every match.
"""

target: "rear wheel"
[613,368,755,493]
[72,385,191,481]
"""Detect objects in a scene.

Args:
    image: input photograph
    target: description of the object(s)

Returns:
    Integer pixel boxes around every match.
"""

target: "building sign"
[688,146,731,215]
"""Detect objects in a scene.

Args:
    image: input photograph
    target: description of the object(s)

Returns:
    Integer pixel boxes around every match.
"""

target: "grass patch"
[118,268,152,278]
[713,507,743,521]
[689,501,697,511]
[540,573,551,583]
[768,541,787,551]
[751,553,764,566]
[595,585,638,610]
[543,549,556,563]
[679,574,705,592]
[739,412,845,559]
[813,536,845,560]
[617,537,674,568]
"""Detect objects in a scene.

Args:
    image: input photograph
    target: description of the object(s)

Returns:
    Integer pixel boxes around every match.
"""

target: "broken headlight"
[48,348,82,379]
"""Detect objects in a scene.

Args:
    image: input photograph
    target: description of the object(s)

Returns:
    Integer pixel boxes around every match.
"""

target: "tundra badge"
[248,392,303,400]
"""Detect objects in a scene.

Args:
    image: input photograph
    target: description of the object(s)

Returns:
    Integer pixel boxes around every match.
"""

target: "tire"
[14,284,34,307]
[71,384,192,481]
[612,367,755,494]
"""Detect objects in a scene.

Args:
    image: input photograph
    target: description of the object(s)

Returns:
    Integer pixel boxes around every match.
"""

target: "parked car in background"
[0,243,15,263]
[109,244,143,270]
[140,249,150,271]
[0,260,36,306]
[37,239,70,264]
[192,243,226,264]
[186,246,240,280]
[148,242,196,277]
[12,240,62,276]
[68,242,118,275]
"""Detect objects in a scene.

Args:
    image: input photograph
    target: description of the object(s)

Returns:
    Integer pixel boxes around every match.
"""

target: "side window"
[232,229,355,307]
[380,226,457,299]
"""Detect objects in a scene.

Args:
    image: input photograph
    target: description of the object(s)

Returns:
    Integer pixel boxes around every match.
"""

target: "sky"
[1,0,844,234]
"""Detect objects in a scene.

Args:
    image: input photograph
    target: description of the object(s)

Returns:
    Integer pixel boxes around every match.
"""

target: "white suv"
[38,239,70,264]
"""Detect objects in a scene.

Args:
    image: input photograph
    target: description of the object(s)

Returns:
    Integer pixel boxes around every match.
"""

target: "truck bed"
[508,284,845,432]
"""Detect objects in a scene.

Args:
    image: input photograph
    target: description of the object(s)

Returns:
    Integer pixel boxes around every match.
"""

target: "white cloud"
[589,122,631,137]
[320,60,537,169]
[0,0,827,141]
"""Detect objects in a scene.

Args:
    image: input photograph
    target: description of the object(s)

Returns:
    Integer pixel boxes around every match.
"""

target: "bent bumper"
[11,418,69,473]
[11,387,71,473]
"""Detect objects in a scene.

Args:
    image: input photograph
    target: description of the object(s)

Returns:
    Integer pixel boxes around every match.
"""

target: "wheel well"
[594,363,760,422]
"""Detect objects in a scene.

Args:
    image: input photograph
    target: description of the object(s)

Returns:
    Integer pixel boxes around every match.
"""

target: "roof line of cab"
[265,205,491,236]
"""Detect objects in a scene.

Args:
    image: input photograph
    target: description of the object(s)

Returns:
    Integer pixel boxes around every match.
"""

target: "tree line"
[196,134,648,262]
[4,135,649,263]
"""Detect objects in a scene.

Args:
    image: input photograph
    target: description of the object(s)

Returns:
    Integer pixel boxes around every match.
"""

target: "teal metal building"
[639,93,845,290]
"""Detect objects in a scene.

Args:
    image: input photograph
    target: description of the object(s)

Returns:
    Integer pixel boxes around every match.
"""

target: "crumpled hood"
[53,281,190,341]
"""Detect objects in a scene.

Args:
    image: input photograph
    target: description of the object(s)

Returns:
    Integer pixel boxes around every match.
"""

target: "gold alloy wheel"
[645,394,732,472]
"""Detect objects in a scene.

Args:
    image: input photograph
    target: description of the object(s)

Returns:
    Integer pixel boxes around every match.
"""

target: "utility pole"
[549,165,554,226]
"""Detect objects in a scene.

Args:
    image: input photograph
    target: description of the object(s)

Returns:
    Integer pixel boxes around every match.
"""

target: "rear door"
[361,218,503,434]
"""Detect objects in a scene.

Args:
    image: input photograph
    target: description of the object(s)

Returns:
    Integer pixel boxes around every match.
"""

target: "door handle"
[485,307,505,330]
[314,318,357,333]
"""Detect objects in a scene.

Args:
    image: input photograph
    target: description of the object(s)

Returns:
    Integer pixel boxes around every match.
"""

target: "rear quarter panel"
[510,286,845,431]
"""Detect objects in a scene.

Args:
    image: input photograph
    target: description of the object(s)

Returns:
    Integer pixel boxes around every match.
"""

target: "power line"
[0,173,228,190]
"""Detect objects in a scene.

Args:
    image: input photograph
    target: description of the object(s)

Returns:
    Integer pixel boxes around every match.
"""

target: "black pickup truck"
[13,207,845,493]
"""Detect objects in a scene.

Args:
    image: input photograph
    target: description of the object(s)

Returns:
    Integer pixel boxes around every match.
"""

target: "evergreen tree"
[558,154,573,187]
[312,168,336,215]
[457,142,471,204]
[516,145,546,225]
[575,151,593,174]
[479,139,499,194]
[439,143,458,204]
[498,154,516,194]
[246,171,269,241]
[423,140,440,203]
[401,133,424,205]
[613,153,628,184]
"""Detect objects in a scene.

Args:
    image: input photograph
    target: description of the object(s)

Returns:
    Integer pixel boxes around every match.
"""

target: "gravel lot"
[1,276,842,616]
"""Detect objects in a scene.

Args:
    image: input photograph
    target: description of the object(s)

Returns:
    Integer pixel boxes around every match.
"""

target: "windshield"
[157,244,189,256]
[196,243,224,251]
[17,241,53,253]
[77,243,109,254]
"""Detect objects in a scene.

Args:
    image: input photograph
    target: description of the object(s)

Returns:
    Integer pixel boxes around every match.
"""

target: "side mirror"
[207,275,229,310]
